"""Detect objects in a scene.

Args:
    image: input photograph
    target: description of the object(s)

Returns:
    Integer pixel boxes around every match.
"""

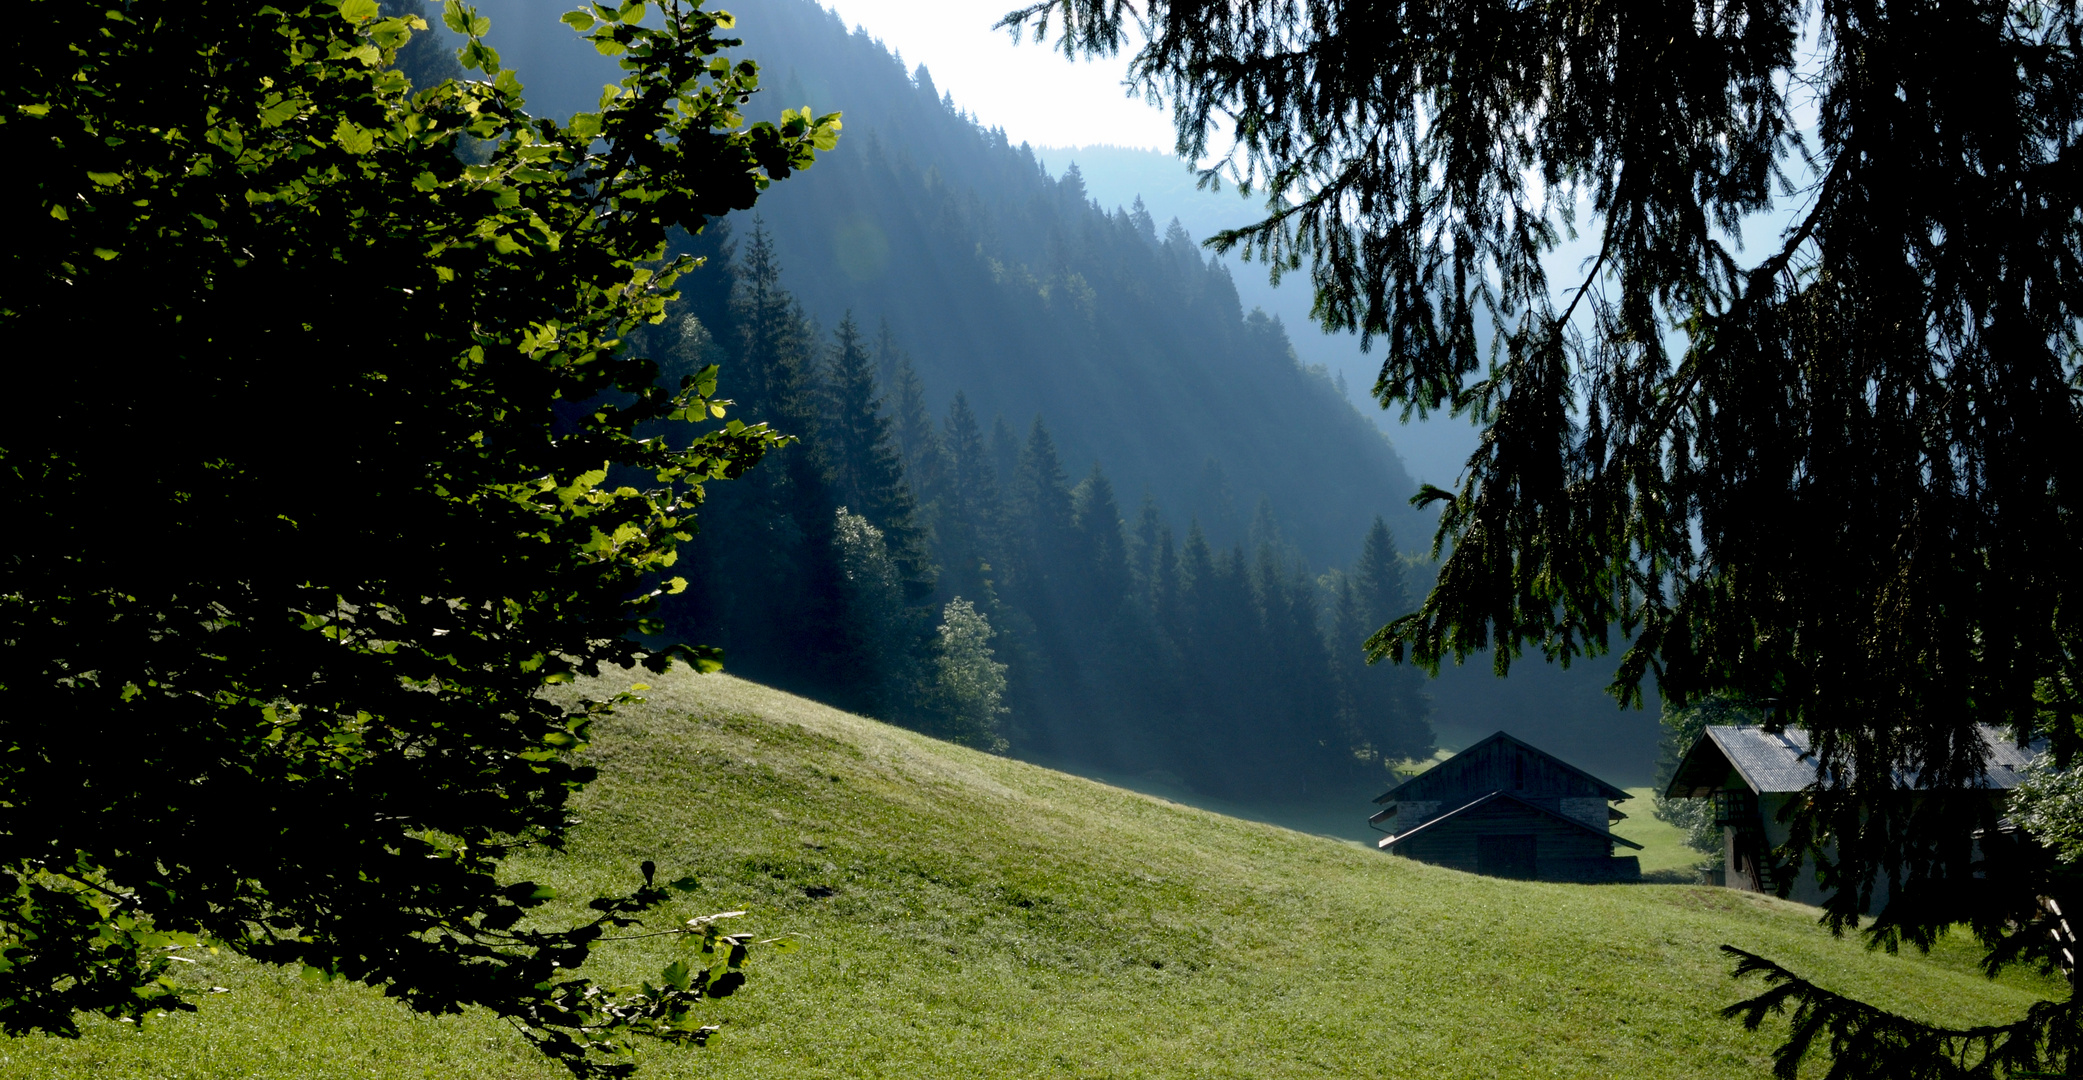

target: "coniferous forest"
[465,0,1449,804]
[646,215,1430,804]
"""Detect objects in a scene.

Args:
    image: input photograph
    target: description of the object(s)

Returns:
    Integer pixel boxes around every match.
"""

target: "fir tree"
[878,320,945,496]
[820,315,932,602]
[1351,517,1411,627]
[1004,417,1082,745]
[1014,5,2083,1061]
[1070,462,1132,628]
[1340,519,1431,763]
[730,220,817,419]
[932,393,1007,610]
[669,221,860,710]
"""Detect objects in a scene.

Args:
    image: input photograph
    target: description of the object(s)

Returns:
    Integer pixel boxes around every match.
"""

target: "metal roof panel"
[1668,725,2039,796]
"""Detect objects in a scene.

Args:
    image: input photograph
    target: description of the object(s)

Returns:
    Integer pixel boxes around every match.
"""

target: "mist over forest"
[468,0,1665,800]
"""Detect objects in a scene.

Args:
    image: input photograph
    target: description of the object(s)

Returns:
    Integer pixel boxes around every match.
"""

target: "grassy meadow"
[3,670,2063,1079]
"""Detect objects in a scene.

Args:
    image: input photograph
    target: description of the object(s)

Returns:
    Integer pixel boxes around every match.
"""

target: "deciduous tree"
[1,1,835,1073]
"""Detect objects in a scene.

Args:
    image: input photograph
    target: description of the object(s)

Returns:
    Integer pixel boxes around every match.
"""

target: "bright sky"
[815,0,1177,150]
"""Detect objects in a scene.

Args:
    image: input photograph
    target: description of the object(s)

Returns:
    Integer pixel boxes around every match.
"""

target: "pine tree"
[878,321,945,496]
[819,314,933,602]
[1340,518,1431,763]
[1128,194,1157,244]
[1351,517,1410,628]
[931,393,1006,610]
[1015,12,2083,1064]
[1003,417,1082,745]
[666,221,862,710]
[729,220,817,419]
[1070,462,1131,628]
[1149,514,1179,637]
[1173,519,1215,653]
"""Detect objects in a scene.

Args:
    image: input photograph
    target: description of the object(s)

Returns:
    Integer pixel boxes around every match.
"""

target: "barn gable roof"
[1665,725,2039,798]
[1375,790,1646,851]
[1373,730,1631,805]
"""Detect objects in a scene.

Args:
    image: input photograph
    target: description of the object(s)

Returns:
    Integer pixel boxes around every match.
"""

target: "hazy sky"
[816,0,1176,150]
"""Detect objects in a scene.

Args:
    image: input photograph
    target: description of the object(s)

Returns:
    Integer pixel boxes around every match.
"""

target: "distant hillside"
[1038,142,1485,492]
[476,0,1427,567]
[12,669,2061,1079]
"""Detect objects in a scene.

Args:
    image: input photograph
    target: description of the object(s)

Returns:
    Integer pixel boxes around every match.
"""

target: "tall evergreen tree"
[1350,517,1411,627]
[1338,519,1430,763]
[668,221,861,709]
[820,314,932,602]
[1008,417,1077,598]
[878,320,945,498]
[1003,418,1082,743]
[988,415,1023,500]
[729,220,817,418]
[1070,462,1132,628]
[1149,513,1179,637]
[1173,520,1215,654]
[932,393,1006,610]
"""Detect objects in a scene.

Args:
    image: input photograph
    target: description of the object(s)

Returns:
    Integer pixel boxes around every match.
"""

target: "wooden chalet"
[1370,731,1642,882]
[1666,725,2036,908]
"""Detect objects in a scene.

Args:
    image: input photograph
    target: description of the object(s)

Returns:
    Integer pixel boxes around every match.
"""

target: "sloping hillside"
[475,0,1432,568]
[7,670,2060,1079]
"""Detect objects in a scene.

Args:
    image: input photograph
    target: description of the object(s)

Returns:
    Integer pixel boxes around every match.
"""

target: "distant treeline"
[648,220,1431,802]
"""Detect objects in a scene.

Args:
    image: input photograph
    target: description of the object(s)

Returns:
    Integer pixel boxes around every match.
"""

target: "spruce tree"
[1004,418,1082,743]
[820,315,932,602]
[878,321,946,498]
[989,415,1023,501]
[1149,515,1179,638]
[1351,517,1411,627]
[672,221,863,710]
[729,220,817,419]
[1173,520,1216,654]
[1070,462,1132,628]
[1345,519,1431,763]
[932,393,1007,610]
[1132,493,1166,592]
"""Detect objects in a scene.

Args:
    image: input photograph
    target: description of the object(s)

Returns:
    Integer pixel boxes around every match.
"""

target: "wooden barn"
[1370,732,1642,882]
[1665,724,2036,908]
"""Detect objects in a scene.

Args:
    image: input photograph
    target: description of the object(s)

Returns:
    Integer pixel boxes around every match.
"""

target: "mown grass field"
[3,670,2063,1079]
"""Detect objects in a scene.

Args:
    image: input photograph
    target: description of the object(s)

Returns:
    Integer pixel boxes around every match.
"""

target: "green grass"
[5,671,2065,1079]
[1616,787,1717,878]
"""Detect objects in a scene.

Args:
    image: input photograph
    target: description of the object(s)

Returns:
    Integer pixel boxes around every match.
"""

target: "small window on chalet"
[1512,754,1525,789]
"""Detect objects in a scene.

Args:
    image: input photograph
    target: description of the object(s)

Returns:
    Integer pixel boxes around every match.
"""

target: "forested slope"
[480,0,1428,565]
[467,0,1663,792]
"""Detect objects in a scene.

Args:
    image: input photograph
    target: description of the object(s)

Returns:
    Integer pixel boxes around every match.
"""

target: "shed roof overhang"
[1375,790,1646,852]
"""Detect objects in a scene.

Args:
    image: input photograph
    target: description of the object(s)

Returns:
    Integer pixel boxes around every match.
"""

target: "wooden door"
[1477,834,1537,879]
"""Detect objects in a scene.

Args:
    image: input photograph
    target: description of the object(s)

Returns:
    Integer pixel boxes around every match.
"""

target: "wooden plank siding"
[1393,798,1620,878]
[1374,732,1641,882]
[1392,735,1622,805]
